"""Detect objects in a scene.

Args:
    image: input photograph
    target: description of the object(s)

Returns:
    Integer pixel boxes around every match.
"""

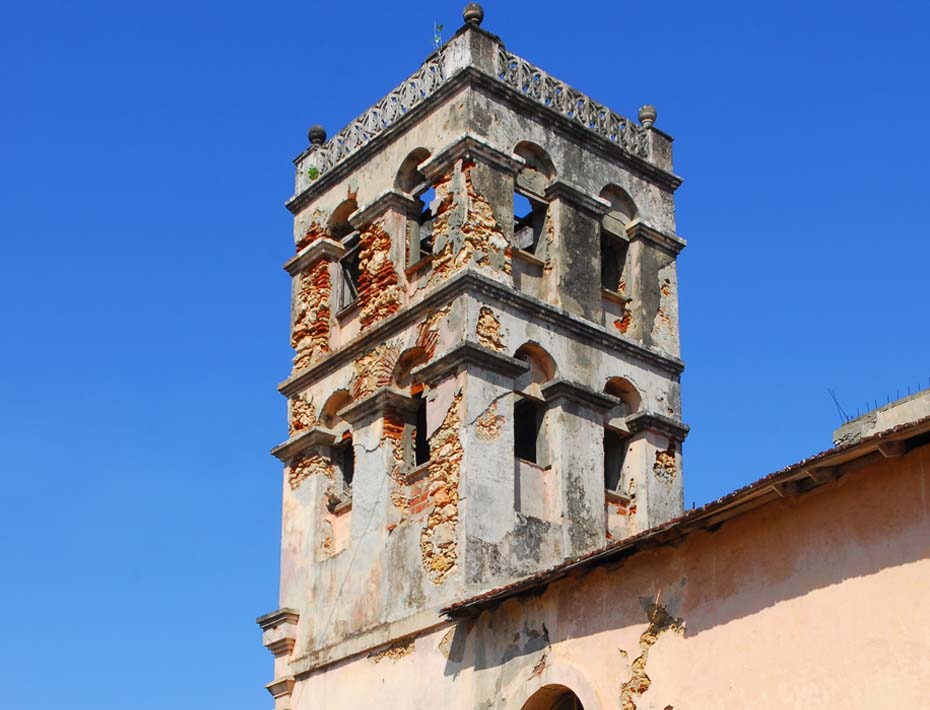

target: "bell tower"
[258,5,687,706]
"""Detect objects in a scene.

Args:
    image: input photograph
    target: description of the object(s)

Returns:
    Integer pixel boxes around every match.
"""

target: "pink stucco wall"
[287,443,930,709]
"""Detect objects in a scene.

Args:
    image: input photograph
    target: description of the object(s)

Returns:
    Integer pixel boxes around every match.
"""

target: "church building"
[258,6,930,708]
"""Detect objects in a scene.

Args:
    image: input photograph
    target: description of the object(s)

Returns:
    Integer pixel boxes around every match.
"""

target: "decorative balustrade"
[297,42,652,194]
[495,48,650,159]
[299,51,448,187]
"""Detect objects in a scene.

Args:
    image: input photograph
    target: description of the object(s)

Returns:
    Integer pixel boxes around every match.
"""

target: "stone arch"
[395,147,431,194]
[604,376,641,416]
[514,342,557,395]
[504,661,602,710]
[514,141,557,182]
[393,346,429,390]
[321,389,353,430]
[599,184,637,227]
[328,198,357,240]
[513,142,555,254]
[521,686,584,710]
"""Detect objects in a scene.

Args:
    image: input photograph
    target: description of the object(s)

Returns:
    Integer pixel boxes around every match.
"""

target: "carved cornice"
[418,132,525,182]
[625,218,687,256]
[496,47,650,159]
[544,180,611,217]
[283,238,346,276]
[338,387,419,425]
[626,411,690,442]
[541,379,618,412]
[270,427,337,463]
[349,189,421,230]
[256,608,300,631]
[412,341,529,386]
[278,270,684,398]
[265,677,296,699]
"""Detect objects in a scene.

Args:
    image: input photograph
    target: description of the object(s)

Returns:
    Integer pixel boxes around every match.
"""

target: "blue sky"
[1,1,927,707]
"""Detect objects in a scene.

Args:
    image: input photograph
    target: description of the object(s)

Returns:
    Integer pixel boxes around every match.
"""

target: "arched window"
[598,186,637,293]
[396,148,436,267]
[321,389,355,498]
[513,142,555,256]
[395,147,431,194]
[328,198,357,240]
[513,343,557,465]
[393,347,431,469]
[521,685,585,710]
[602,378,640,493]
[330,198,360,310]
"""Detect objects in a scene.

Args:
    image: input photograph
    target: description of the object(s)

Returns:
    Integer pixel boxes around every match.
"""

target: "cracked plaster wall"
[286,446,930,710]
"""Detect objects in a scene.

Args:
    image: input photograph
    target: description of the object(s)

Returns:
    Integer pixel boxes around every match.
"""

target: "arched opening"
[599,186,636,293]
[514,141,557,183]
[321,389,353,431]
[320,389,355,499]
[328,198,358,240]
[393,347,431,468]
[397,149,436,266]
[521,685,584,710]
[514,342,557,396]
[393,347,429,390]
[513,343,557,465]
[330,198,361,309]
[395,148,431,194]
[604,377,641,416]
[513,142,555,256]
[603,377,640,492]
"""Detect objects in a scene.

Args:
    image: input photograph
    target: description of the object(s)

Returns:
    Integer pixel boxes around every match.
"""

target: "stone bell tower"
[258,5,687,706]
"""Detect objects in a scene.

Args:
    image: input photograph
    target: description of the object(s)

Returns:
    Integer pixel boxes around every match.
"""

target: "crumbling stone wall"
[288,451,334,491]
[289,396,318,435]
[416,305,452,359]
[653,445,677,484]
[291,261,333,371]
[358,222,403,330]
[294,208,328,251]
[475,400,505,441]
[476,306,506,352]
[429,163,510,286]
[352,342,401,399]
[420,393,463,584]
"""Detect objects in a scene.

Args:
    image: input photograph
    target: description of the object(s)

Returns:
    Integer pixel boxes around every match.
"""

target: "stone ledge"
[544,180,611,217]
[625,218,687,255]
[418,132,525,182]
[265,676,295,699]
[256,608,300,631]
[349,188,421,230]
[541,379,617,412]
[278,270,685,398]
[338,387,419,425]
[626,411,690,441]
[289,609,448,677]
[270,427,338,463]
[413,341,529,385]
[283,238,346,276]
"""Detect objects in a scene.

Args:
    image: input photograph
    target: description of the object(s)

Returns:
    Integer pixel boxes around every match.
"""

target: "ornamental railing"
[297,42,651,192]
[495,48,649,159]
[300,50,448,184]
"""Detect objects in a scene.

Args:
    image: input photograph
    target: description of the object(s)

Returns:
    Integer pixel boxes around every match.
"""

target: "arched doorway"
[521,685,584,710]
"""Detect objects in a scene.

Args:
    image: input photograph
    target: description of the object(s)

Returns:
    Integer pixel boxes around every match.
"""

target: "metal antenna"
[827,388,849,424]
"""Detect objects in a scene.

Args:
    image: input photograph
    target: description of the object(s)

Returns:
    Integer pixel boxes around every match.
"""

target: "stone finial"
[638,105,657,128]
[463,3,484,26]
[308,125,327,146]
